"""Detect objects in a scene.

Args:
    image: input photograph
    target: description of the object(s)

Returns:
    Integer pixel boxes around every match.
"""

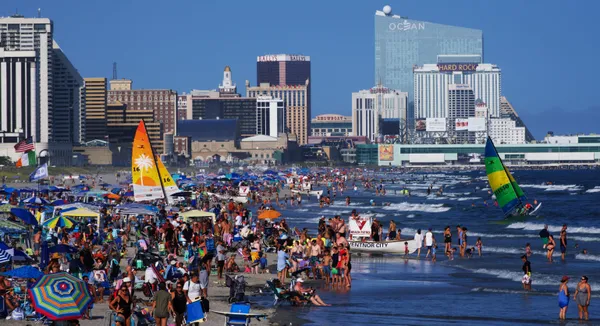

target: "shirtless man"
[33,230,41,257]
[309,240,322,280]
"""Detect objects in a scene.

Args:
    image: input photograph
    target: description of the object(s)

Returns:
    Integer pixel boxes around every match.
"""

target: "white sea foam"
[506,222,600,234]
[469,268,600,290]
[381,202,451,213]
[586,186,600,193]
[520,184,583,192]
[575,253,600,262]
[406,214,415,219]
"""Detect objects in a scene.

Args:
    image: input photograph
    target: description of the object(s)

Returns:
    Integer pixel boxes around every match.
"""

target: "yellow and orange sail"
[132,120,179,202]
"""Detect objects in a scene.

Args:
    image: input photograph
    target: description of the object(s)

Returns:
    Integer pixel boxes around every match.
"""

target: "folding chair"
[226,303,251,326]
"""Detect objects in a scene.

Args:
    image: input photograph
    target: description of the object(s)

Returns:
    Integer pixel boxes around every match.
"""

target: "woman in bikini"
[546,235,556,262]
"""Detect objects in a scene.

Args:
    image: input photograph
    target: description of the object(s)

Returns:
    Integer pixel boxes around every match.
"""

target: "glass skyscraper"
[374,6,483,126]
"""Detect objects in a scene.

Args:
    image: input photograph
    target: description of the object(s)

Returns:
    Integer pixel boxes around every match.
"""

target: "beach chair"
[266,281,292,306]
[225,303,251,326]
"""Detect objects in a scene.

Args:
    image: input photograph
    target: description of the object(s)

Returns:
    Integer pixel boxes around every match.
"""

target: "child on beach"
[475,237,483,256]
[446,247,457,260]
[432,244,437,262]
[404,242,409,258]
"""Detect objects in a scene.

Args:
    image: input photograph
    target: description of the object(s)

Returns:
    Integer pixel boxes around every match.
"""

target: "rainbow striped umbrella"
[28,272,92,320]
[42,215,76,229]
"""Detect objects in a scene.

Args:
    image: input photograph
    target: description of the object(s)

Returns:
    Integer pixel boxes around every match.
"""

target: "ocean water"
[276,169,600,325]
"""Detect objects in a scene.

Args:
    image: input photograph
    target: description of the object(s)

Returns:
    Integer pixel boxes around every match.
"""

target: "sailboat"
[484,137,542,217]
[131,120,180,203]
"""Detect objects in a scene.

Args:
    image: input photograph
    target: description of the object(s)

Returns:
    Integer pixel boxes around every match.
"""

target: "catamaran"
[132,120,180,203]
[484,137,542,217]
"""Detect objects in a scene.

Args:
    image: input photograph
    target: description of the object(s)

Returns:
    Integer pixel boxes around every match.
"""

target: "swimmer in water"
[370,199,375,206]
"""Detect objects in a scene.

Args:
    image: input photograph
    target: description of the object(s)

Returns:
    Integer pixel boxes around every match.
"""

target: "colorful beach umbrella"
[23,196,50,205]
[43,215,76,229]
[29,272,92,320]
[258,209,281,220]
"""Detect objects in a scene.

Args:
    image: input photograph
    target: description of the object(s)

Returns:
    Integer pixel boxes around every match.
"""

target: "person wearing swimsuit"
[574,276,591,320]
[558,275,570,320]
[443,226,452,254]
[171,283,188,326]
[109,287,132,326]
[546,235,556,262]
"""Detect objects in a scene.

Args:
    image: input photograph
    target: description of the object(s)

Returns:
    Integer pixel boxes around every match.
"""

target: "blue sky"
[3,0,599,138]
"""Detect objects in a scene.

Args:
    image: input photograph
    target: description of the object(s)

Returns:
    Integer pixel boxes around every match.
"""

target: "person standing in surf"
[560,224,568,261]
[521,255,532,291]
[574,275,591,321]
[443,226,452,254]
[539,225,550,249]
[425,228,434,259]
[547,235,556,262]
[558,275,570,320]
[414,229,423,258]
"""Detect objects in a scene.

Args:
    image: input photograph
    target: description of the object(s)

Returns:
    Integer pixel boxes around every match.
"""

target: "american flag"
[14,137,34,152]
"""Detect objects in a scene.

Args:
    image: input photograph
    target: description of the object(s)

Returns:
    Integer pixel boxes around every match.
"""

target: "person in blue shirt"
[277,246,290,284]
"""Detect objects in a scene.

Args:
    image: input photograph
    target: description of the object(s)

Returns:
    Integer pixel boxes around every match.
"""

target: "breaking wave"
[520,184,583,192]
[382,202,451,213]
[506,222,600,234]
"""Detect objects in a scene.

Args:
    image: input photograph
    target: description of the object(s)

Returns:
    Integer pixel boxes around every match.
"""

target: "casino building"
[375,6,483,127]
[414,55,501,119]
[311,114,352,137]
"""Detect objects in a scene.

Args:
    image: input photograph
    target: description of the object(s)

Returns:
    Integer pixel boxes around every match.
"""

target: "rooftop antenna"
[38,8,41,18]
[112,62,117,80]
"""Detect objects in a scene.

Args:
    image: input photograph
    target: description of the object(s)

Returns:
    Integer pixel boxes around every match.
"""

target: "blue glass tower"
[374,7,483,127]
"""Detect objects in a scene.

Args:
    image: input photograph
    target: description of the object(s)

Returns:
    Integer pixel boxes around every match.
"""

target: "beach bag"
[11,307,24,320]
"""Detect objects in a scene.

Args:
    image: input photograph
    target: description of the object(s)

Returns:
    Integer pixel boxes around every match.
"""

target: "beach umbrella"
[258,210,281,220]
[51,200,68,206]
[6,248,33,262]
[23,196,50,205]
[43,215,76,229]
[48,244,79,254]
[10,208,38,226]
[29,272,92,321]
[0,203,16,213]
[40,241,49,270]
[1,265,43,279]
[102,193,120,200]
[0,248,11,264]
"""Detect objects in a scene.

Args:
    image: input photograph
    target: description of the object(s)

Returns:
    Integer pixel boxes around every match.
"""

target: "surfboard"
[529,202,542,216]
[211,311,267,319]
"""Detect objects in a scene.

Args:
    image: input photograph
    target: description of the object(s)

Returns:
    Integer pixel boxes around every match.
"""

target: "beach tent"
[179,210,216,223]
[61,208,100,227]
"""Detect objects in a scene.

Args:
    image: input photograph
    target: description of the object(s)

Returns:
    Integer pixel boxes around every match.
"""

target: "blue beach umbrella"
[10,208,38,226]
[1,265,44,279]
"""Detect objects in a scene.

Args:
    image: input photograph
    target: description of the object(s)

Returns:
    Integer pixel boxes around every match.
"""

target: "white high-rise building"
[414,55,501,120]
[489,118,526,144]
[0,15,83,163]
[352,84,408,142]
[256,96,285,138]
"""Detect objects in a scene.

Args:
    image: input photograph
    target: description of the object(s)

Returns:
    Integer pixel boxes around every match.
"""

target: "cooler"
[186,298,207,324]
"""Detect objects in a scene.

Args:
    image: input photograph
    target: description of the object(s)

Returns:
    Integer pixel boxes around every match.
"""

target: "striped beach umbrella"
[43,215,76,229]
[0,248,11,264]
[28,272,92,320]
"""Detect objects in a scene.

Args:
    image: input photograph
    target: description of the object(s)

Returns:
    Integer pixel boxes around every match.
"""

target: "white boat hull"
[291,189,323,197]
[207,192,248,204]
[348,239,419,254]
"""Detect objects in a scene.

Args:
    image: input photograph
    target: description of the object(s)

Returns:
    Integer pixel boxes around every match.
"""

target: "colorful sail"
[484,137,522,215]
[132,121,164,202]
[156,156,180,198]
